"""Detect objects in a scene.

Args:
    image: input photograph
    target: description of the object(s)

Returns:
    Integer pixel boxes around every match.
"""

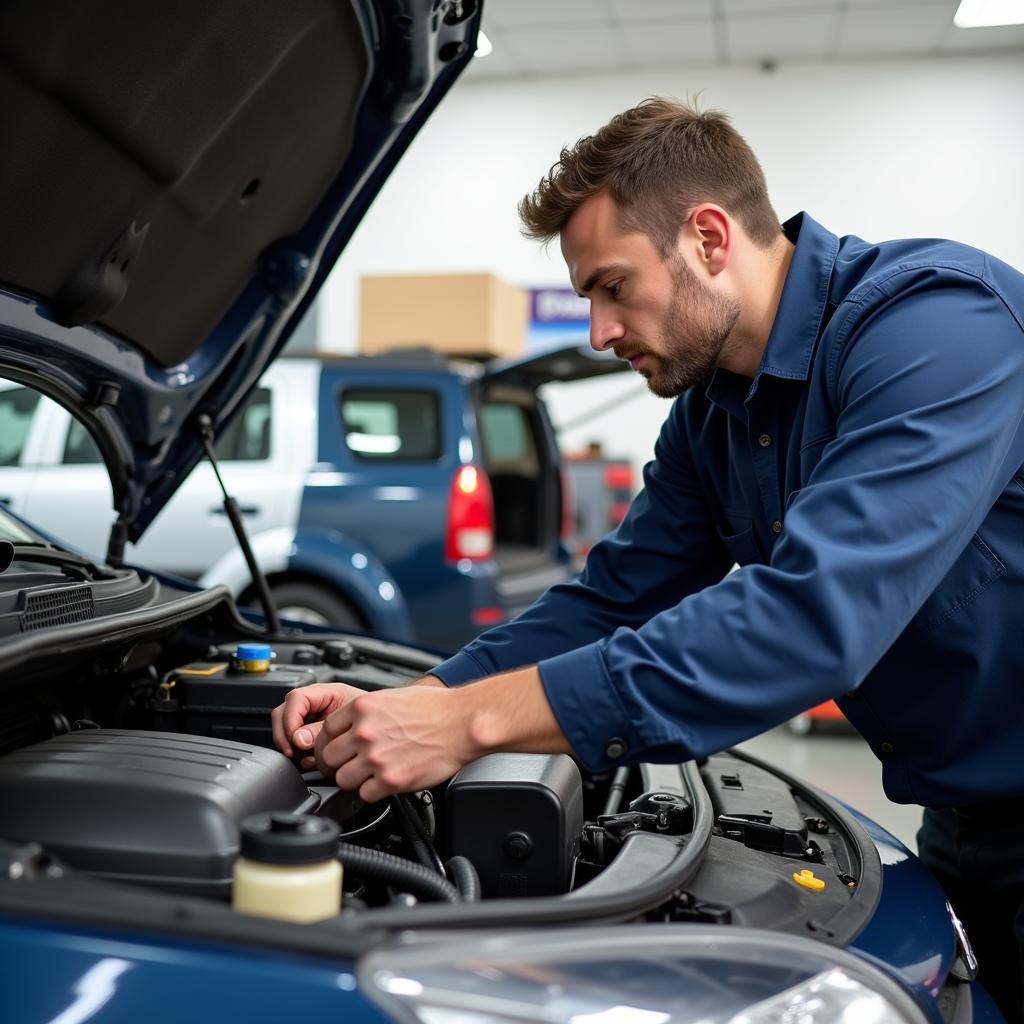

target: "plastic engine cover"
[0,730,317,896]
[446,753,583,898]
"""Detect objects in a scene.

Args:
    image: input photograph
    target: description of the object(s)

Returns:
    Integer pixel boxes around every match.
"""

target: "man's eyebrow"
[576,263,626,297]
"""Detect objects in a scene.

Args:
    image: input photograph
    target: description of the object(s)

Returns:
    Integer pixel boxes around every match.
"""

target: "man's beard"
[617,257,740,398]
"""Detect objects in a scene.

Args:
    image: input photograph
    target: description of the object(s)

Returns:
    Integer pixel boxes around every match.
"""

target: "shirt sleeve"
[431,404,734,686]
[540,269,1024,770]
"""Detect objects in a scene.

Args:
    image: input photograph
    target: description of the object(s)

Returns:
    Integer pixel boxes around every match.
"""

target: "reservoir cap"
[240,813,340,865]
[235,643,273,672]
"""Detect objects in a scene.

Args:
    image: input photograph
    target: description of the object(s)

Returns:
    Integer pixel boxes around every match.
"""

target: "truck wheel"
[269,583,363,629]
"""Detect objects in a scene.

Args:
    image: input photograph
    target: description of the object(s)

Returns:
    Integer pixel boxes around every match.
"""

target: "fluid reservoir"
[232,812,342,922]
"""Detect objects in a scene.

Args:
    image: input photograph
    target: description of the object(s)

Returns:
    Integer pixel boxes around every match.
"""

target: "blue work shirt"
[435,213,1024,809]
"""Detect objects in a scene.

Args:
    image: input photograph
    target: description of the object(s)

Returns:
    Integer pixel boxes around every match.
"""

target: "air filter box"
[446,753,583,897]
[0,730,317,896]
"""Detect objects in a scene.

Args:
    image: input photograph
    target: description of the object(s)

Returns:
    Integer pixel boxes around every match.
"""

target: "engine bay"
[0,577,881,944]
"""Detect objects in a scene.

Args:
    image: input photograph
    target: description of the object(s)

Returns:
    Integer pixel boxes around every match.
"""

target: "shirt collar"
[704,212,839,414]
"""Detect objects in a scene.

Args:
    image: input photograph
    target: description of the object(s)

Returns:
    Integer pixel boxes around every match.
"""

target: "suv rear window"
[340,390,440,461]
[214,387,272,462]
[479,402,539,473]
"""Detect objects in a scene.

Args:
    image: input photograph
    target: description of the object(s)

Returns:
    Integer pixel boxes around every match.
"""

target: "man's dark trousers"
[918,805,1024,1022]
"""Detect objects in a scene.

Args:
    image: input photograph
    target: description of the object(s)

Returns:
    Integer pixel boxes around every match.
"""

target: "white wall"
[319,54,1024,479]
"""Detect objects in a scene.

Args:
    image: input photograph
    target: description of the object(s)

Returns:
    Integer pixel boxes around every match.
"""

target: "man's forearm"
[456,665,574,758]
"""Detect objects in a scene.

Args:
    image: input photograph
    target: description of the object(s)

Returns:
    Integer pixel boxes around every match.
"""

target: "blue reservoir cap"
[236,643,273,662]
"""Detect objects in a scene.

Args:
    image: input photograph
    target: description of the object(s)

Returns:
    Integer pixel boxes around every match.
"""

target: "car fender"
[847,806,958,1006]
[197,526,415,642]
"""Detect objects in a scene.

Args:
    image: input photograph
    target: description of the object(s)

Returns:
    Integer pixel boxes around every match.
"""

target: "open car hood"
[0,0,481,559]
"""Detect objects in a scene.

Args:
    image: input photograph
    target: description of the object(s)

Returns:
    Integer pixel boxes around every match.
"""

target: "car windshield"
[0,506,42,545]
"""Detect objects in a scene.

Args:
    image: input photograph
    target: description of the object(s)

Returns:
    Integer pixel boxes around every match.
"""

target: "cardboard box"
[359,273,527,359]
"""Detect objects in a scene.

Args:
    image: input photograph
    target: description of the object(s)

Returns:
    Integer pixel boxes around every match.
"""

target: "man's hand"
[271,675,447,769]
[314,683,477,802]
[310,666,573,802]
[271,682,361,768]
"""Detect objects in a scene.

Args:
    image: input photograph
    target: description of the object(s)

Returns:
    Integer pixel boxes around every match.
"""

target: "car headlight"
[360,925,929,1024]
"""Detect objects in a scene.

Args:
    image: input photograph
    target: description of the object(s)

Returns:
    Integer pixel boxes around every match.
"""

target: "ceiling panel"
[504,25,628,75]
[483,0,614,31]
[608,0,714,21]
[725,10,839,61]
[837,3,954,57]
[619,19,719,65]
[938,22,1024,50]
[721,0,840,14]
[467,0,1024,80]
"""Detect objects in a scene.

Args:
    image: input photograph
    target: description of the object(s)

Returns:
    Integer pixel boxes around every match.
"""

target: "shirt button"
[604,738,627,760]
[880,741,895,754]
[758,434,773,448]
[771,520,783,535]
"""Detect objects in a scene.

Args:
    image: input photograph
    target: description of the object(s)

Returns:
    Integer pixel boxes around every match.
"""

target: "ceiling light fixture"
[954,0,1024,27]
[475,30,493,57]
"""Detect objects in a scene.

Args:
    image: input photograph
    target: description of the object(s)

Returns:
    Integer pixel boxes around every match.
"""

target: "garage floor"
[736,725,924,853]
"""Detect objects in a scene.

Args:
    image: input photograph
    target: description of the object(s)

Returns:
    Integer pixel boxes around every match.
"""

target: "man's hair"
[518,97,781,254]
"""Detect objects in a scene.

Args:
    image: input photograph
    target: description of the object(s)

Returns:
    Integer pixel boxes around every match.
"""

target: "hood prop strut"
[196,413,281,635]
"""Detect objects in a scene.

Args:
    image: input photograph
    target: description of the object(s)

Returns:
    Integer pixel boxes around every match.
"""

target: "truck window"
[340,390,440,461]
[59,386,272,465]
[213,387,272,461]
[0,385,42,465]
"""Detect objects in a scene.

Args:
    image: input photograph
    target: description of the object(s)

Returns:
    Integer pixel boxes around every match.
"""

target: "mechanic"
[272,99,1024,1019]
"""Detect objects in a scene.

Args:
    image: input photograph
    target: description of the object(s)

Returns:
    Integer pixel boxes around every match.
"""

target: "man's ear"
[688,204,731,276]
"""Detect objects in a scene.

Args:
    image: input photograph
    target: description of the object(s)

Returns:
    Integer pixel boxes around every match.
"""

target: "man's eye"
[606,281,622,299]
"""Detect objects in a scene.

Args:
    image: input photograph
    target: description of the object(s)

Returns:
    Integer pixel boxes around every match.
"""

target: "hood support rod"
[196,413,281,635]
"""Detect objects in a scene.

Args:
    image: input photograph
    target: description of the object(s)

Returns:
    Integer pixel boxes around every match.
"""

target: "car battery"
[151,643,323,749]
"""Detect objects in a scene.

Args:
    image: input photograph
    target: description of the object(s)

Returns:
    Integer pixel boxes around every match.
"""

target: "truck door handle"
[209,505,260,516]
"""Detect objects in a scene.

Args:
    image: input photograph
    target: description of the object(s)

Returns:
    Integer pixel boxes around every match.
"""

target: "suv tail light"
[603,460,634,527]
[446,465,495,563]
[603,462,633,490]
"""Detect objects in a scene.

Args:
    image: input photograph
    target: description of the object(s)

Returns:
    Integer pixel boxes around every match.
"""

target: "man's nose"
[589,310,625,352]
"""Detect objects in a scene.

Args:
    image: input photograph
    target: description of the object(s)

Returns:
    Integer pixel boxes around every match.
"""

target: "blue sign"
[528,288,589,350]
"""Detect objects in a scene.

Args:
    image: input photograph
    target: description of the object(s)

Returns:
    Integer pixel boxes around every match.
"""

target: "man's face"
[561,192,740,398]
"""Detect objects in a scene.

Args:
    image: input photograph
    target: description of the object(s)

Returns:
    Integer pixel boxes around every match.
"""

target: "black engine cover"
[446,753,583,898]
[0,730,316,896]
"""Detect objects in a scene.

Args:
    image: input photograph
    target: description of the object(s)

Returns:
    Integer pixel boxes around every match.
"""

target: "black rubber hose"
[337,843,460,903]
[392,795,445,876]
[413,790,436,841]
[445,855,481,902]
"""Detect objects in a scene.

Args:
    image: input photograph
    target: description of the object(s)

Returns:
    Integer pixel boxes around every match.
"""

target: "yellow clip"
[176,664,227,677]
[792,869,826,892]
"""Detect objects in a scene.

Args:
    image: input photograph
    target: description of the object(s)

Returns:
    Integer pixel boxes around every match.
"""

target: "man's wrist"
[408,673,447,688]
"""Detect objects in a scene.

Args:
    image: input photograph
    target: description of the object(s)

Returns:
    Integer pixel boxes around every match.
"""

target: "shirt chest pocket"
[716,517,764,567]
